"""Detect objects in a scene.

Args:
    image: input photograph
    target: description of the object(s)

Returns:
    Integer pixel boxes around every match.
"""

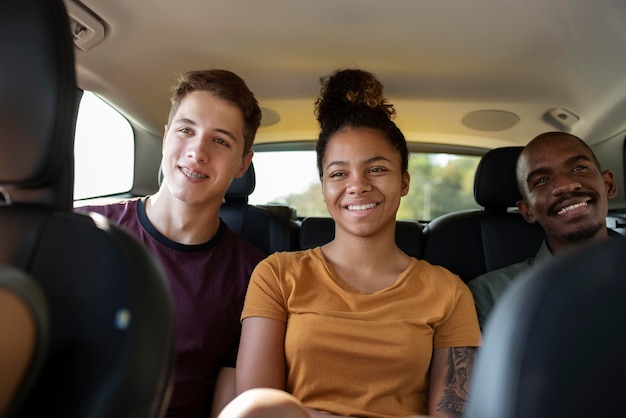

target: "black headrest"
[0,0,77,208]
[225,162,255,200]
[473,147,524,209]
[299,217,335,249]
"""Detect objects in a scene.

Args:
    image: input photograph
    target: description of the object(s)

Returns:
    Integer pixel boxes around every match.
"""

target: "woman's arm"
[235,317,353,418]
[236,316,288,394]
[428,346,478,418]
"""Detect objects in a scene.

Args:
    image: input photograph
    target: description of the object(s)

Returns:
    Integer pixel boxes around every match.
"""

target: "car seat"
[464,236,626,418]
[299,217,424,258]
[422,147,545,282]
[219,162,299,253]
[0,0,175,416]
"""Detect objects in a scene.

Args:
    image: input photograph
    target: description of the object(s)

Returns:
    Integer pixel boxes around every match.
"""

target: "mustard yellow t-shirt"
[242,247,481,418]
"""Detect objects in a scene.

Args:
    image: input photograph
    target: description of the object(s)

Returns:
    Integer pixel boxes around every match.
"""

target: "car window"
[73,91,134,200]
[250,150,481,221]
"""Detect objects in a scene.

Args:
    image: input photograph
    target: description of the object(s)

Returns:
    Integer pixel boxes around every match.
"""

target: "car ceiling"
[68,0,626,149]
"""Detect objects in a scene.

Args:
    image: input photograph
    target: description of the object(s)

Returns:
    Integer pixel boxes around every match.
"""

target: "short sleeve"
[433,278,482,348]
[241,253,289,323]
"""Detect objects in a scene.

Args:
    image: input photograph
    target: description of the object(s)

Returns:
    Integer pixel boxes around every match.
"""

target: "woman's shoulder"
[251,247,328,293]
[409,258,466,288]
[261,247,323,266]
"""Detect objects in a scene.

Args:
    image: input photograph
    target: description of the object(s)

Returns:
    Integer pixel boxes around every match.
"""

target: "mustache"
[548,190,598,216]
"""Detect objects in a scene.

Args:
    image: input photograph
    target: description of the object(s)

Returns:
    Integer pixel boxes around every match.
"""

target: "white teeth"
[181,167,208,179]
[347,203,377,211]
[557,201,587,215]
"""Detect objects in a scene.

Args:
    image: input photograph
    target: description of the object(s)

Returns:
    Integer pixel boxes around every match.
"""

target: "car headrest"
[225,162,256,201]
[0,0,78,209]
[158,161,256,201]
[466,237,626,418]
[473,147,524,209]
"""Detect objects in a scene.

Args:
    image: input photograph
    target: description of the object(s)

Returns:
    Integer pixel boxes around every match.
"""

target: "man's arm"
[209,367,236,418]
[466,278,491,331]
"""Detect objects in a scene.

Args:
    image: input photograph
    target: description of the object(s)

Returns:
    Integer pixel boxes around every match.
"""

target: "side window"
[250,150,481,221]
[250,150,323,215]
[400,154,480,220]
[73,92,134,201]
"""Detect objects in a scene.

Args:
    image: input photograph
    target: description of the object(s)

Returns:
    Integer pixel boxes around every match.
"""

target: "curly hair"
[314,68,408,178]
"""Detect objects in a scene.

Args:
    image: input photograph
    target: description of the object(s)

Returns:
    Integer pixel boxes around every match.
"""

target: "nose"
[347,172,372,194]
[186,136,210,163]
[552,172,582,195]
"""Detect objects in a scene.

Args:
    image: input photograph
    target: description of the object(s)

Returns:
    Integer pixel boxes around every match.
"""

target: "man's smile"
[556,201,588,216]
[180,166,208,179]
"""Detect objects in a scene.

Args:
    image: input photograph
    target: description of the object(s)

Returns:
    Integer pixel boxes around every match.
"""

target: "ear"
[235,150,254,178]
[602,170,617,200]
[162,125,169,152]
[401,171,410,197]
[516,199,536,223]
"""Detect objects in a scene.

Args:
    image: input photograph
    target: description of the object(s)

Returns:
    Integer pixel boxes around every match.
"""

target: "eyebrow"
[174,117,196,127]
[325,155,392,171]
[173,118,239,142]
[526,154,593,183]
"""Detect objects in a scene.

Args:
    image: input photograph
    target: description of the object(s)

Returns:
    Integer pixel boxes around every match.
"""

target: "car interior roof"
[69,0,626,148]
[65,0,626,212]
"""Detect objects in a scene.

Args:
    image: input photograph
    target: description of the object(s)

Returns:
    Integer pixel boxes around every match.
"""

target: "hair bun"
[315,69,395,128]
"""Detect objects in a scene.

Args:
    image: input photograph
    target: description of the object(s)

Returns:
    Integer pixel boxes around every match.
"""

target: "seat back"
[299,217,424,258]
[422,147,545,282]
[0,1,175,416]
[219,162,298,253]
[465,237,626,418]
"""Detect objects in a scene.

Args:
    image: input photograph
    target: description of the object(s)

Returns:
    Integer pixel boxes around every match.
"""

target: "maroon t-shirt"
[78,197,267,418]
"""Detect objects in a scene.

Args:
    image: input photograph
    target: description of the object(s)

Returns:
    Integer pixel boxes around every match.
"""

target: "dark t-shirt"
[78,197,267,418]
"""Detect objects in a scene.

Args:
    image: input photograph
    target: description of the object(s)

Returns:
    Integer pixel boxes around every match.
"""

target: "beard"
[561,220,604,242]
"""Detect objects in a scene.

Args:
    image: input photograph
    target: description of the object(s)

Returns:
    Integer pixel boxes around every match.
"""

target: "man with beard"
[468,132,617,330]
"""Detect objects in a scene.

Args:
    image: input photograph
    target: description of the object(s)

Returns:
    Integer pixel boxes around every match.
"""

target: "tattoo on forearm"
[436,347,477,417]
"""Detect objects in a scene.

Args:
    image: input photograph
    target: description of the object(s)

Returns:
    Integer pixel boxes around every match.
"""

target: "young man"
[78,70,267,418]
[468,131,617,330]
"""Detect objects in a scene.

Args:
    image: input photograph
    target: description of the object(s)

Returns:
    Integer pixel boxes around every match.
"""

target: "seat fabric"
[219,162,299,253]
[0,0,175,416]
[422,147,545,282]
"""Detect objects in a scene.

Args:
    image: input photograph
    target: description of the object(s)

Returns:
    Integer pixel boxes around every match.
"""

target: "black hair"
[314,68,408,178]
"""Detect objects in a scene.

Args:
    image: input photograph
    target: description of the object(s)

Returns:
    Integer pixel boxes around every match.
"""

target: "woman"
[221,69,481,418]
